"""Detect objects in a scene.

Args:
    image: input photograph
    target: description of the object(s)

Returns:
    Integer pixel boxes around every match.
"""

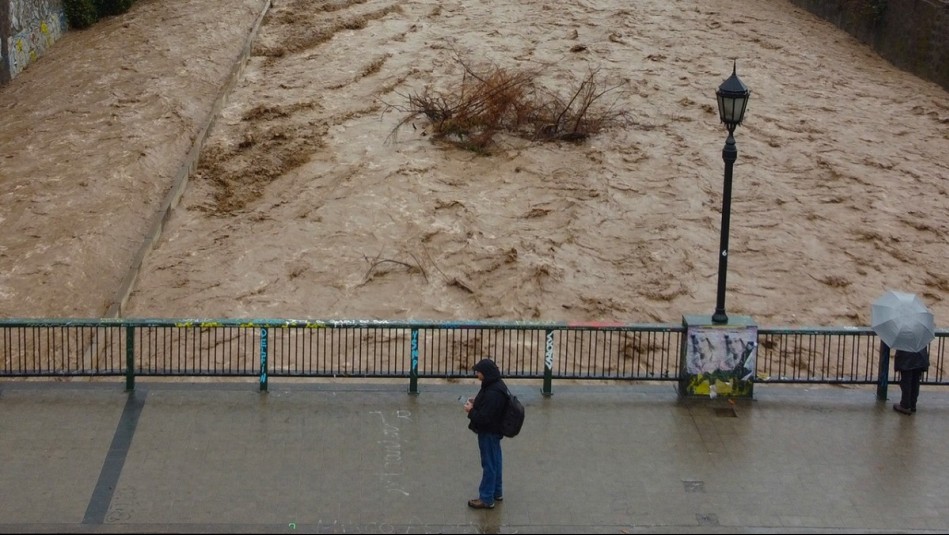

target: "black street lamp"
[711,63,751,325]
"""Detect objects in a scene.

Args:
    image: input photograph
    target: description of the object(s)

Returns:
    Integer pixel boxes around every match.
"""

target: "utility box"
[679,314,757,399]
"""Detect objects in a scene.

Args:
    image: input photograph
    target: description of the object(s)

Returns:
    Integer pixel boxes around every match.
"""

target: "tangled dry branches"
[387,58,629,153]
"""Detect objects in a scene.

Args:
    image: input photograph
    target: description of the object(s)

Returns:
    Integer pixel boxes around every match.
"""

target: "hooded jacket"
[468,358,508,435]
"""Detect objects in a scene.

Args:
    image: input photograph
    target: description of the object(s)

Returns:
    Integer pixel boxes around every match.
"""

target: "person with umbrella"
[893,346,930,415]
[871,290,935,415]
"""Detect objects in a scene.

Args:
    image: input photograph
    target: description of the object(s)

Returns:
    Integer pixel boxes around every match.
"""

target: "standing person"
[463,358,507,509]
[893,346,930,415]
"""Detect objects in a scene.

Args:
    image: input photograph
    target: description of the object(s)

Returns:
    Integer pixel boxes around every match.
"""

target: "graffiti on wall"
[7,0,66,79]
[682,324,757,398]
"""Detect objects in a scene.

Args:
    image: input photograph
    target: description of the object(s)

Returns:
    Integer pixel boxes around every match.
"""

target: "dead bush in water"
[387,58,628,153]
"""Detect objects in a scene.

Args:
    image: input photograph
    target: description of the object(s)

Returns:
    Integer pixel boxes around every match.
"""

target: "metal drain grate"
[696,513,720,526]
[682,480,705,492]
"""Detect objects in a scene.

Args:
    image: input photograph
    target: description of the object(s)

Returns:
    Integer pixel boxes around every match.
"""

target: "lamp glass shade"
[716,65,750,127]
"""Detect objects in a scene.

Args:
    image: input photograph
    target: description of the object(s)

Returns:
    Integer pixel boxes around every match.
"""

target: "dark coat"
[894,347,930,372]
[468,359,508,435]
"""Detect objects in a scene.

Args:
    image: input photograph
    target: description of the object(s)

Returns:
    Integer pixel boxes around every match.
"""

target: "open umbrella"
[871,290,935,352]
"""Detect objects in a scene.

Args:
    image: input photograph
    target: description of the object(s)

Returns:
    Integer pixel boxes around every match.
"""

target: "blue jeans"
[477,432,503,504]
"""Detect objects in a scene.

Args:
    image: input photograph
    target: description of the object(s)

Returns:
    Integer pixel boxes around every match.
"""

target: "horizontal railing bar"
[0,320,945,391]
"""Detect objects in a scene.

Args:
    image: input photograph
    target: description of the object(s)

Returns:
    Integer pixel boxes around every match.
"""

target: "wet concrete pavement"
[1,380,948,533]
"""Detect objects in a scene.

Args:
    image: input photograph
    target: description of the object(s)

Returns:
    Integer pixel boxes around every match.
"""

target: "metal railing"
[0,319,945,398]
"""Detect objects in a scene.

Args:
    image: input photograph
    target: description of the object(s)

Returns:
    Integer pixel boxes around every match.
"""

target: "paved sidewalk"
[1,380,948,533]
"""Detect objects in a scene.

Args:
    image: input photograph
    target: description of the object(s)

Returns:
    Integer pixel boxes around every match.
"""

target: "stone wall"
[1,0,66,84]
[788,0,949,91]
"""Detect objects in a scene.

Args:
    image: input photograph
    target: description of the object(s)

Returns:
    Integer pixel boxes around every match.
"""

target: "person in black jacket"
[463,358,507,509]
[893,346,930,415]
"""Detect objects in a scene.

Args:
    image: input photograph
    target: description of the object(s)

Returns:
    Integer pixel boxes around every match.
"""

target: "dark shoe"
[494,495,503,502]
[893,403,913,415]
[468,498,495,509]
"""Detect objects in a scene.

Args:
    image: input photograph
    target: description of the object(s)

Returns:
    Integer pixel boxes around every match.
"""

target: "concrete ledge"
[106,0,273,318]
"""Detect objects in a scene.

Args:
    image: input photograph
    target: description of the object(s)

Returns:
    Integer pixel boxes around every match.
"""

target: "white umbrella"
[871,290,935,352]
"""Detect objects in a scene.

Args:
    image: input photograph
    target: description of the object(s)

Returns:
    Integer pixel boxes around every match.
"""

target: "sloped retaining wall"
[0,0,66,83]
[788,0,949,91]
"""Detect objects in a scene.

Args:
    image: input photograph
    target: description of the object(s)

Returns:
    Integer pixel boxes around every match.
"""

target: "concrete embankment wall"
[0,0,66,84]
[789,0,949,91]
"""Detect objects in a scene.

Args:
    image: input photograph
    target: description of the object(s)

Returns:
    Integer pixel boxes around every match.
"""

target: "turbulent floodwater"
[1,0,946,331]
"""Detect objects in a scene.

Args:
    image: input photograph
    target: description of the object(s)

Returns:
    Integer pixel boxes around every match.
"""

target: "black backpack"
[500,388,525,438]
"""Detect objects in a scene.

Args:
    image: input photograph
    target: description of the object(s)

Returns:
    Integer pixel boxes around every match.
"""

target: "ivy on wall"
[864,0,887,20]
[63,0,97,29]
[64,0,137,29]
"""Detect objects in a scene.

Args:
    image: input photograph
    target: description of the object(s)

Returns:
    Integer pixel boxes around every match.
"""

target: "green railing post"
[542,329,554,396]
[877,341,890,401]
[125,324,135,392]
[408,328,419,395]
[259,327,268,392]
